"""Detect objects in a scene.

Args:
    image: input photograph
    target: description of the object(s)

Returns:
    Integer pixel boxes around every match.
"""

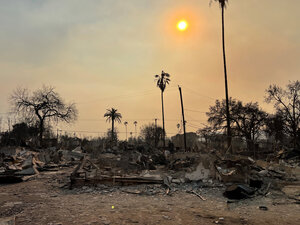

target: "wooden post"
[178,86,187,151]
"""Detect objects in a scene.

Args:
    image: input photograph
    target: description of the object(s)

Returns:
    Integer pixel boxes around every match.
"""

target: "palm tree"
[155,71,170,147]
[124,121,128,141]
[104,108,122,143]
[176,123,181,134]
[133,121,137,137]
[214,0,231,151]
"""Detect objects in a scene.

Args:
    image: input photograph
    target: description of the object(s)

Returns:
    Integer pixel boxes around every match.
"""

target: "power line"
[185,108,206,113]
[59,129,127,134]
[188,123,203,128]
[76,118,181,122]
[181,85,216,100]
[58,129,178,136]
[185,114,206,123]
[77,87,177,104]
[186,124,201,130]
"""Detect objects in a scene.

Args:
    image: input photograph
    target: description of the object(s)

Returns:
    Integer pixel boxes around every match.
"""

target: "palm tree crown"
[124,121,128,140]
[214,0,228,8]
[155,71,170,92]
[133,121,138,136]
[104,108,122,123]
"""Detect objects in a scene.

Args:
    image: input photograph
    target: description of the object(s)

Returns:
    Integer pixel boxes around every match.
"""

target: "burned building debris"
[0,144,299,225]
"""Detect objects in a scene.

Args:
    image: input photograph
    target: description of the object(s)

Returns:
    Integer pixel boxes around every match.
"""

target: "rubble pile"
[0,146,83,183]
[1,145,299,203]
[213,154,300,200]
[276,148,300,167]
[69,147,300,203]
[0,149,41,182]
[69,150,217,189]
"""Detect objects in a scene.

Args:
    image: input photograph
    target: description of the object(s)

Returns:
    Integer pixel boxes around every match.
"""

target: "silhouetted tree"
[104,108,122,143]
[197,126,215,148]
[0,116,2,133]
[10,86,77,146]
[155,71,170,147]
[212,0,231,151]
[265,81,300,147]
[207,98,267,150]
[140,123,165,147]
[11,122,39,146]
[133,121,138,137]
[176,123,181,134]
[264,113,286,145]
[106,128,119,144]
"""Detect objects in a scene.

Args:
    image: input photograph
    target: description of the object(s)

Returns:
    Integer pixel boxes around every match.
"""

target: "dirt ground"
[0,168,299,225]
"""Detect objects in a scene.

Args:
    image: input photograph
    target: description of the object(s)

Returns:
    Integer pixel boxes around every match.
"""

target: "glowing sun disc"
[177,20,188,31]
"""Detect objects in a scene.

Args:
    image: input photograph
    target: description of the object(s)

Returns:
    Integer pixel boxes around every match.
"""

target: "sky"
[0,0,299,139]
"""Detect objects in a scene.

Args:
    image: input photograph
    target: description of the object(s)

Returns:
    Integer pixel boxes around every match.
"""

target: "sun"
[177,20,188,31]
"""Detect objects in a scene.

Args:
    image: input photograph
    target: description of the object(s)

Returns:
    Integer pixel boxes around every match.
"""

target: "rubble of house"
[68,147,300,202]
[1,145,299,203]
[0,146,84,183]
[69,150,216,187]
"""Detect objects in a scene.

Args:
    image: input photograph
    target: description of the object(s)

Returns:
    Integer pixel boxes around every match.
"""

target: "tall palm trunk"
[221,6,232,152]
[111,119,114,143]
[161,91,166,147]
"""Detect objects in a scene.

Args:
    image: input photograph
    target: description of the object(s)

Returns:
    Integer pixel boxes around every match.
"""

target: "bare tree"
[207,98,267,150]
[265,81,300,147]
[197,126,215,148]
[264,113,286,145]
[10,85,78,146]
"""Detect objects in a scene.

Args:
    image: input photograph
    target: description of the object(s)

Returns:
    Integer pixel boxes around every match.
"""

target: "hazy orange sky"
[0,0,299,139]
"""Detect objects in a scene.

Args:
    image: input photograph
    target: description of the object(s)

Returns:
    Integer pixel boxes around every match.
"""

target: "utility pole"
[178,86,187,151]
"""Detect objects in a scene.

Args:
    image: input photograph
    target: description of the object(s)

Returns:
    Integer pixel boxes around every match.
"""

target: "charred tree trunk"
[111,119,114,143]
[161,91,165,147]
[221,6,232,153]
